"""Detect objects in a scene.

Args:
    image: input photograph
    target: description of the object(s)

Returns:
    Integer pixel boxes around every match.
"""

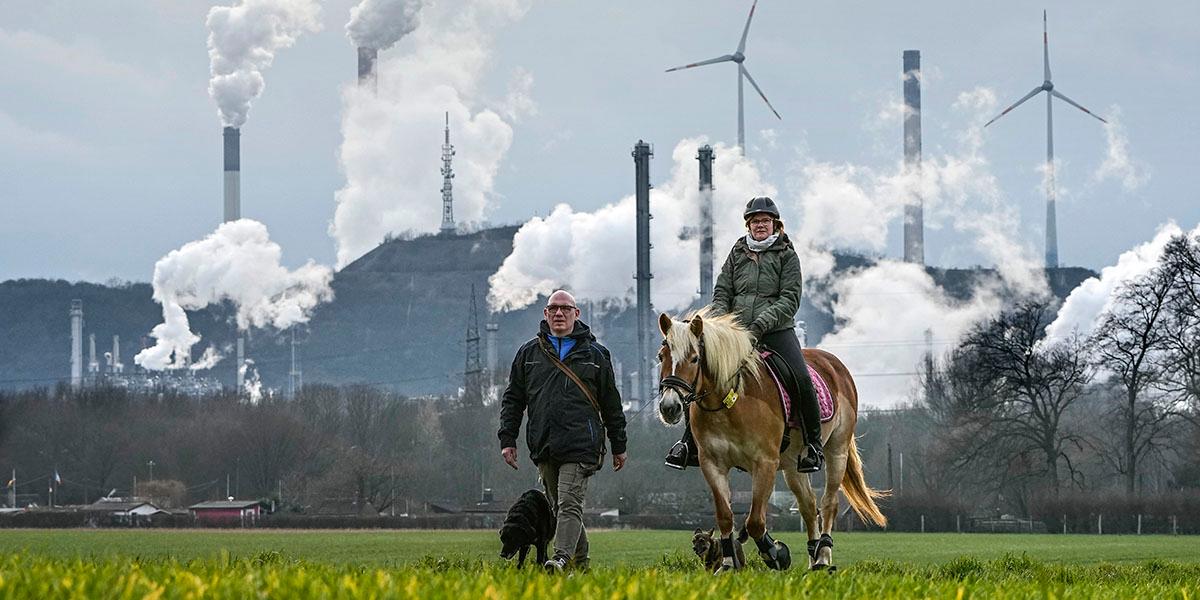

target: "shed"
[189,500,265,526]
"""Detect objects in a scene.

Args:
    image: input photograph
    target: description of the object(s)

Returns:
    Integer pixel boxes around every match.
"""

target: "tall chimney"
[223,126,241,222]
[632,140,654,408]
[69,300,83,390]
[88,334,99,374]
[902,50,924,265]
[357,47,378,92]
[485,323,499,375]
[697,145,716,305]
[112,335,123,374]
[236,337,245,392]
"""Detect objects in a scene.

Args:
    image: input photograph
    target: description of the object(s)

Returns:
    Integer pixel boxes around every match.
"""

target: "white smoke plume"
[190,346,224,371]
[778,88,1047,406]
[331,0,532,267]
[241,360,264,404]
[1091,106,1149,192]
[488,138,774,312]
[134,220,334,370]
[818,262,1004,404]
[346,0,422,50]
[207,0,322,128]
[1044,222,1199,345]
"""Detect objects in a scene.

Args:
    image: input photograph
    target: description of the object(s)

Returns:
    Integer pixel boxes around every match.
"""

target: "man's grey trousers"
[537,461,591,567]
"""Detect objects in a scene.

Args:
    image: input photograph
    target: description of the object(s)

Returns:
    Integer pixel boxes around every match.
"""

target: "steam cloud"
[1091,106,1149,192]
[207,0,322,128]
[347,0,422,50]
[330,0,534,267]
[134,220,334,371]
[489,86,1059,406]
[488,138,774,312]
[1044,222,1200,345]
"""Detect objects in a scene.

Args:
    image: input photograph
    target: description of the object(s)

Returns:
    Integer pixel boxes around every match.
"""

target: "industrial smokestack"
[485,323,499,375]
[632,140,654,408]
[902,50,924,264]
[69,300,83,390]
[112,335,123,374]
[697,145,715,305]
[236,337,245,392]
[223,126,241,222]
[88,334,99,374]
[357,47,378,92]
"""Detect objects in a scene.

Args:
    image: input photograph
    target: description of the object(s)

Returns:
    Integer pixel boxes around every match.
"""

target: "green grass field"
[0,530,1196,598]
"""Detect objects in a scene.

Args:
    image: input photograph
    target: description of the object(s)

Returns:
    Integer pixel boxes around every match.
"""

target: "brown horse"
[656,309,887,571]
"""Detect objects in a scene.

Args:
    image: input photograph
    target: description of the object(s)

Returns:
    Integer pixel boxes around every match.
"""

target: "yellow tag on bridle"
[722,389,738,408]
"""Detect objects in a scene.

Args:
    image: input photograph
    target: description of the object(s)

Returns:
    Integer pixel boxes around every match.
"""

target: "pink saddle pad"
[760,351,835,426]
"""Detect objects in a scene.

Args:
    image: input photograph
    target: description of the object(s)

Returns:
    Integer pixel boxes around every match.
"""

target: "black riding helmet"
[743,196,780,220]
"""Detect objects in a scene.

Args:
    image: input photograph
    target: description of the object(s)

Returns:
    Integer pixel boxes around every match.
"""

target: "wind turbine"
[985,10,1107,269]
[665,0,781,153]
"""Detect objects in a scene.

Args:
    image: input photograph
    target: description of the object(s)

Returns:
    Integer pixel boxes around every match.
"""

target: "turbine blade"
[740,64,781,120]
[1043,10,1051,81]
[737,0,758,54]
[1051,89,1108,124]
[665,54,735,73]
[984,86,1044,127]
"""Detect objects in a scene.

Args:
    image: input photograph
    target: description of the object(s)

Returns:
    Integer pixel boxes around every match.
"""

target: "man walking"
[499,290,628,573]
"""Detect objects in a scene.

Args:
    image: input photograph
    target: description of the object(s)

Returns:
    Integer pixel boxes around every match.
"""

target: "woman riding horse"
[665,196,825,474]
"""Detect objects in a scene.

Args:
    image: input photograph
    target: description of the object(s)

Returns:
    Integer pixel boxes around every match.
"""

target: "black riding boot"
[793,362,824,473]
[665,413,700,470]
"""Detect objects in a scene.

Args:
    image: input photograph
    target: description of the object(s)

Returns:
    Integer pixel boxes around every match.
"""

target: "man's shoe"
[665,441,698,470]
[797,443,824,473]
[543,556,568,574]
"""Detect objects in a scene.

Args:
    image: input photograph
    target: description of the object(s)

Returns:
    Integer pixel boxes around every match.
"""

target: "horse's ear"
[689,315,704,337]
[658,313,673,337]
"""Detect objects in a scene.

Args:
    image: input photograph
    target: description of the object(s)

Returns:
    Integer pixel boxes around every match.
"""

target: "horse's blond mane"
[664,307,762,394]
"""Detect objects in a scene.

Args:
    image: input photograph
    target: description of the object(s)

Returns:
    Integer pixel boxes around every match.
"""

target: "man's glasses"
[545,305,577,314]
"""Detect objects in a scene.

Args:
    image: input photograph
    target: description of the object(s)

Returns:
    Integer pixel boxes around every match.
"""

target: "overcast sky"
[1,0,1197,283]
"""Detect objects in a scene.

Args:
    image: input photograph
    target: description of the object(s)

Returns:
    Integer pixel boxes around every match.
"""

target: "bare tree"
[1157,235,1200,428]
[1091,259,1180,495]
[954,301,1093,494]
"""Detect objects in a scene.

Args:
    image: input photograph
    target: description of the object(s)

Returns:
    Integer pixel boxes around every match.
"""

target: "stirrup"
[797,443,824,473]
[665,441,696,470]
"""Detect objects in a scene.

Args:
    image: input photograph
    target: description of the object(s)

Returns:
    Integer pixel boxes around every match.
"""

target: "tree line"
[0,233,1196,527]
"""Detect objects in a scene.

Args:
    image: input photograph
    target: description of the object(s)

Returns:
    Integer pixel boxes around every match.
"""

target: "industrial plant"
[0,4,1124,409]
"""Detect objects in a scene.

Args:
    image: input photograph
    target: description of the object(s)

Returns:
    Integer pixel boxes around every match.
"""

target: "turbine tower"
[985,11,1107,268]
[665,0,781,153]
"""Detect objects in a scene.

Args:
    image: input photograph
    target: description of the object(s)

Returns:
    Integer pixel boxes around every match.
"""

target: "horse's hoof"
[811,562,829,571]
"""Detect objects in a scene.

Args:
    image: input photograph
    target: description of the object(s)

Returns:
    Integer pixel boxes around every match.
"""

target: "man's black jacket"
[498,320,627,468]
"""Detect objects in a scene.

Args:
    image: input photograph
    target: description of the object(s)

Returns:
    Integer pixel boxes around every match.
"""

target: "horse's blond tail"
[841,435,889,528]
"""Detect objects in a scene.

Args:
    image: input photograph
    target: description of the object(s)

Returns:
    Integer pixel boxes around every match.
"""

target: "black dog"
[498,489,556,567]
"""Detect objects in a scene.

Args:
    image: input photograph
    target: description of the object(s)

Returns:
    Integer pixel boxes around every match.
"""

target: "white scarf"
[745,233,779,252]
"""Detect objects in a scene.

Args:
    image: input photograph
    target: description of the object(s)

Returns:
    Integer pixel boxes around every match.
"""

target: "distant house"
[189,500,265,526]
[309,498,379,517]
[83,499,165,524]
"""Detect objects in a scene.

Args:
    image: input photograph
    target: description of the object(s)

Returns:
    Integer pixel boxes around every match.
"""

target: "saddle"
[759,351,835,452]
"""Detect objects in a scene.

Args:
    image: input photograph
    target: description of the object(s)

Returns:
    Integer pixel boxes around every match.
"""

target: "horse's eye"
[690,356,699,364]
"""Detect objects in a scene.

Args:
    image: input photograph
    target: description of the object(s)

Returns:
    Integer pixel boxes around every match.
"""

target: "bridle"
[659,332,726,412]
